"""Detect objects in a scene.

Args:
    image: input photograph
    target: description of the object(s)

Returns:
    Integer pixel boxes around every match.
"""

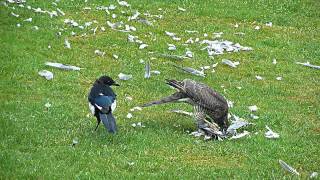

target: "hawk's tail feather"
[165,79,184,91]
[141,92,186,107]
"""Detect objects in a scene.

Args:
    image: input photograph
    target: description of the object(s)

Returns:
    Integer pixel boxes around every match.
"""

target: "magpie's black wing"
[93,96,115,113]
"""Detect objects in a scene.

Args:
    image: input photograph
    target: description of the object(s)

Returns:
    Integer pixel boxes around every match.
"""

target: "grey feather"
[144,61,151,78]
[158,54,186,60]
[173,65,205,77]
[279,160,300,176]
[296,62,320,70]
[142,92,186,107]
[45,62,81,71]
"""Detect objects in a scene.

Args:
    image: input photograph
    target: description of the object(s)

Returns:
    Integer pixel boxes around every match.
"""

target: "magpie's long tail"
[141,92,186,107]
[99,113,117,134]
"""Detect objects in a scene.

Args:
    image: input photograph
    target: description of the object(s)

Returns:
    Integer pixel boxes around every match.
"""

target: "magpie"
[142,79,229,138]
[88,75,119,133]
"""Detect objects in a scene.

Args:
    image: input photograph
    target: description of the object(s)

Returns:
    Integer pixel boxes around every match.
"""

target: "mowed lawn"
[0,0,319,179]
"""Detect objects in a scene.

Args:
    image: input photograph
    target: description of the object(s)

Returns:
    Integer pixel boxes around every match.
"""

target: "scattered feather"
[279,160,299,176]
[172,37,181,41]
[222,59,239,68]
[165,31,176,37]
[255,75,263,80]
[118,0,130,7]
[168,44,176,51]
[56,8,65,16]
[185,49,193,58]
[48,11,58,18]
[174,65,205,77]
[250,114,259,120]
[72,138,78,147]
[38,70,53,80]
[265,22,273,27]
[151,70,160,75]
[255,26,260,30]
[296,61,320,70]
[227,100,234,108]
[83,7,91,10]
[108,4,116,10]
[190,131,204,137]
[158,54,185,60]
[130,106,142,112]
[131,122,145,128]
[44,102,52,108]
[118,73,132,80]
[139,44,148,49]
[178,7,186,12]
[171,109,193,116]
[227,115,253,134]
[138,18,153,26]
[185,30,198,33]
[94,49,105,56]
[139,59,145,64]
[272,58,277,65]
[127,113,133,119]
[45,62,81,71]
[107,20,123,29]
[185,38,194,44]
[310,172,318,179]
[144,61,151,78]
[265,126,280,139]
[276,77,282,81]
[202,40,252,56]
[230,131,250,139]
[248,105,258,112]
[234,32,245,36]
[125,96,133,101]
[24,17,32,22]
[11,12,19,17]
[128,11,140,21]
[64,39,71,49]
[32,26,39,30]
[213,32,223,38]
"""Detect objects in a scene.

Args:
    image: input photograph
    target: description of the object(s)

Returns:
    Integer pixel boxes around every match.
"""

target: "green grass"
[1,0,319,179]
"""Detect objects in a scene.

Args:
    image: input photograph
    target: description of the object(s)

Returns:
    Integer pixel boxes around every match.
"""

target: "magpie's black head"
[96,75,120,86]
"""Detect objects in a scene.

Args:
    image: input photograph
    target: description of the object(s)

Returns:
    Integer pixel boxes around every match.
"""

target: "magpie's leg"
[94,119,101,131]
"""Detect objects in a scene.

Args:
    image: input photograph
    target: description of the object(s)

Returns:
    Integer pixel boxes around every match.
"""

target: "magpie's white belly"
[88,103,95,115]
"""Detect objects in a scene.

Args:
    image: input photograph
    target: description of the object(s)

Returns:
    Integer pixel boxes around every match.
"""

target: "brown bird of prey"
[142,79,229,138]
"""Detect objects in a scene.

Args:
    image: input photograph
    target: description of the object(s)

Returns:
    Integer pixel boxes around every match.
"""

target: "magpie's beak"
[113,83,120,86]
